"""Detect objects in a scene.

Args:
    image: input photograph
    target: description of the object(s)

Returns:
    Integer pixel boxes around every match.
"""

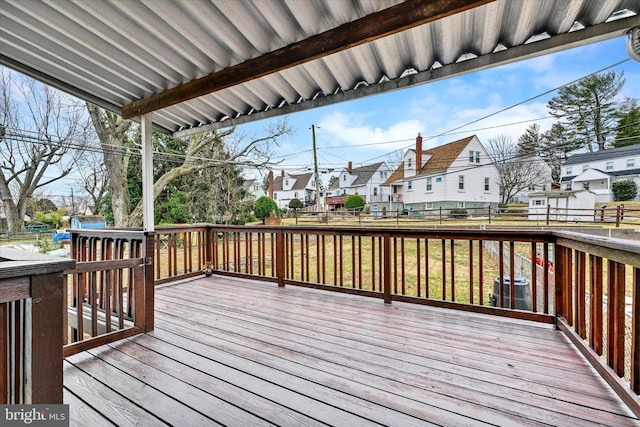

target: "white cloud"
[318,111,422,155]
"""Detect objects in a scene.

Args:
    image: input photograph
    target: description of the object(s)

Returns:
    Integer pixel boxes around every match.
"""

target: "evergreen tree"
[613,99,640,148]
[517,123,543,154]
[540,123,576,183]
[548,71,625,151]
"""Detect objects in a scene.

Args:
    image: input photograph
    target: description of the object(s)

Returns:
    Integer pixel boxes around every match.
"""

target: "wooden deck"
[63,276,640,426]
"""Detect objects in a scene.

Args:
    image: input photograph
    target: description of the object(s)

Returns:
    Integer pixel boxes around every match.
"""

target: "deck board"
[64,276,640,426]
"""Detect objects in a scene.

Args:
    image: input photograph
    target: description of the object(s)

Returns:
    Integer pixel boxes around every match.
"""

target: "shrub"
[344,194,365,211]
[449,208,468,218]
[254,196,280,223]
[289,198,304,210]
[612,180,638,201]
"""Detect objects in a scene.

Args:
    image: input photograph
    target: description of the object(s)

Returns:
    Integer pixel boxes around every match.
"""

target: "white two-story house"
[384,134,500,213]
[271,171,317,209]
[242,178,267,201]
[560,144,640,202]
[325,162,391,211]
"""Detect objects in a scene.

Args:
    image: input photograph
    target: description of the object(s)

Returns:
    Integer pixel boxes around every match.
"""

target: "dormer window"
[285,179,289,186]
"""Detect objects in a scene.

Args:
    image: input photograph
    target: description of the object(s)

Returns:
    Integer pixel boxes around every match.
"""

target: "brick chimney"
[268,171,274,198]
[281,169,285,179]
[348,161,352,173]
[415,133,422,173]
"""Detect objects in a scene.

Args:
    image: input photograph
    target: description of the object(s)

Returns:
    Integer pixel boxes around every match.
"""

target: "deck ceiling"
[1,0,639,137]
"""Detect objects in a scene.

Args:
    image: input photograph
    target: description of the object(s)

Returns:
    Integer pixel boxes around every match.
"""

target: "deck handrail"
[1,248,75,404]
[551,230,640,413]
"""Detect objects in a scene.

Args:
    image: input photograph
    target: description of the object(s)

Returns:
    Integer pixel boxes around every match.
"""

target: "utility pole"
[311,124,321,211]
[70,188,75,216]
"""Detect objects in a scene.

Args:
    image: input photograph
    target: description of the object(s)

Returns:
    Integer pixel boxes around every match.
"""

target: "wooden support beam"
[122,0,492,119]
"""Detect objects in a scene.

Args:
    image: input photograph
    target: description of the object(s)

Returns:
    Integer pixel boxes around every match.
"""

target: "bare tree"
[486,135,551,203]
[86,103,135,227]
[88,101,292,227]
[126,122,290,227]
[0,67,87,232]
[75,147,109,215]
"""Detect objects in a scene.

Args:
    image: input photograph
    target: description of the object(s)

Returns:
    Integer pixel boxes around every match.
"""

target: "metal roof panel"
[1,0,638,135]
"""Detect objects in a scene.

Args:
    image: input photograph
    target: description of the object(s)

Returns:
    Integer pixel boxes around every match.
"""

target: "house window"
[469,150,474,162]
[253,185,258,191]
[583,182,589,190]
[566,167,572,175]
[457,202,465,208]
[285,179,289,186]
[379,171,384,179]
[425,202,433,210]
[343,174,346,181]
[582,165,589,172]
[426,177,432,192]
[408,158,412,169]
[458,176,464,190]
[373,187,378,196]
[564,183,572,191]
[408,181,413,190]
[534,200,544,206]
[475,151,481,163]
[606,161,613,171]
[435,177,442,183]
[274,193,278,199]
[627,159,636,168]
[294,192,298,198]
[484,177,490,191]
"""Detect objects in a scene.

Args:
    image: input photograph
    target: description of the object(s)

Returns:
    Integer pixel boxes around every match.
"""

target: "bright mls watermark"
[1,405,69,426]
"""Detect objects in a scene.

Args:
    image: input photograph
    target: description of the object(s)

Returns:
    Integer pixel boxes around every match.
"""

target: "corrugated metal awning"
[1,0,638,136]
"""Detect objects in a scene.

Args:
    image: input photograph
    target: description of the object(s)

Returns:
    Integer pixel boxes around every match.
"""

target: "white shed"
[527,190,596,222]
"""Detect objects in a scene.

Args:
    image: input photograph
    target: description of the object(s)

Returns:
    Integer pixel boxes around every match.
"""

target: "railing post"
[143,232,155,332]
[632,267,640,393]
[554,245,568,324]
[383,233,391,304]
[546,204,550,225]
[30,273,65,403]
[616,205,621,228]
[488,206,491,224]
[205,226,214,270]
[276,228,285,287]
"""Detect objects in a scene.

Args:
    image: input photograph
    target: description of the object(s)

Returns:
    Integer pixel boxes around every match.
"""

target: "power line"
[360,58,632,164]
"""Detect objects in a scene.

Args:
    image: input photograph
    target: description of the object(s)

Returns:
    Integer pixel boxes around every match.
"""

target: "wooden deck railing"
[64,230,154,357]
[552,231,640,413]
[179,226,554,322]
[1,248,75,404]
[67,224,640,415]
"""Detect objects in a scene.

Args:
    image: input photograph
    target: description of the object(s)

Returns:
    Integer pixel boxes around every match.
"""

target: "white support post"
[141,113,154,232]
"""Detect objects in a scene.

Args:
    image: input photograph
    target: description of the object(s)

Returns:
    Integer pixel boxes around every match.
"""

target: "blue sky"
[234,35,640,179]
